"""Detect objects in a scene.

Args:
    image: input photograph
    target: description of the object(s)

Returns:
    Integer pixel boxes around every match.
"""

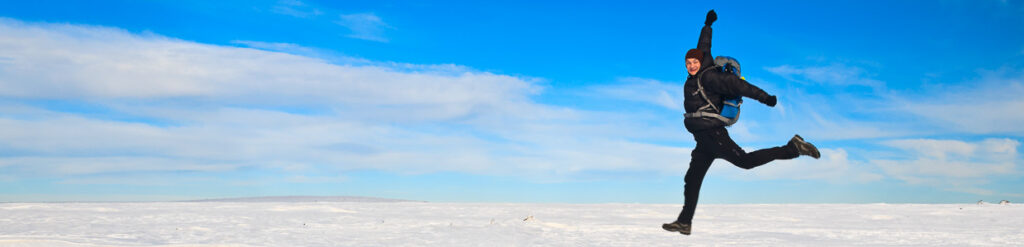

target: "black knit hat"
[685,49,703,61]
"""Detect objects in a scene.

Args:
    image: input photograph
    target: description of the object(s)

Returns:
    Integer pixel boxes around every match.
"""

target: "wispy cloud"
[0,18,530,108]
[586,77,684,110]
[760,60,1024,139]
[872,138,1020,195]
[268,1,391,42]
[230,40,320,57]
[887,70,1024,136]
[271,0,322,18]
[336,13,393,42]
[765,63,884,89]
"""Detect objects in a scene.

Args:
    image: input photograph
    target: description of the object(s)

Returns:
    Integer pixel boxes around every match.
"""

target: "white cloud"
[336,13,392,42]
[871,138,1020,195]
[230,40,320,57]
[888,72,1024,135]
[271,0,323,18]
[0,156,242,176]
[0,19,695,183]
[796,104,901,141]
[0,18,536,118]
[765,64,884,89]
[0,104,694,181]
[267,2,390,42]
[765,61,1024,138]
[586,77,684,110]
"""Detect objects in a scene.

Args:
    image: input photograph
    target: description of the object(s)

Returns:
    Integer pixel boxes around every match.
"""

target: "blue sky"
[1,0,1022,203]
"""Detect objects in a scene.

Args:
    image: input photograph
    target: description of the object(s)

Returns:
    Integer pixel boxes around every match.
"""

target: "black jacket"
[683,25,772,133]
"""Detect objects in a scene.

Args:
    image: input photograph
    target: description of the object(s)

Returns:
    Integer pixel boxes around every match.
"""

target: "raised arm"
[696,10,717,67]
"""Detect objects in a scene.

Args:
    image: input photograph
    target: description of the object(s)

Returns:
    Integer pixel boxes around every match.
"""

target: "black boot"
[789,134,820,159]
[662,221,692,235]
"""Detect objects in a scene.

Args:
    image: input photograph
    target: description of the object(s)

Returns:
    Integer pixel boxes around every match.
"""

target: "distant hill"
[186,196,420,203]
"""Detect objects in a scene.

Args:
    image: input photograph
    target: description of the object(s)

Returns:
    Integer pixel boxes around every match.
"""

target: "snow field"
[0,202,1022,246]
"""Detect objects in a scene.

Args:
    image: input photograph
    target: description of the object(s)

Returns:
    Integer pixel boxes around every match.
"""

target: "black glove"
[761,95,777,107]
[705,10,717,26]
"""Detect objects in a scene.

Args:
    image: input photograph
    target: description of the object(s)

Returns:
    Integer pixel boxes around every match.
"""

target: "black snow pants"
[676,127,799,224]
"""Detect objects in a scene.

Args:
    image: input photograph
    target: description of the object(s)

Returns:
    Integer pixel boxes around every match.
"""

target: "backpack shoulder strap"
[692,66,721,113]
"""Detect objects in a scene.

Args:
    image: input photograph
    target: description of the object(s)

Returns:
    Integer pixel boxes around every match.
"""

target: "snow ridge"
[185,196,418,203]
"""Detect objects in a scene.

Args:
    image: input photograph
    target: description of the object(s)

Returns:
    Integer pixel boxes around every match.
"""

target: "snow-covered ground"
[1,200,1021,246]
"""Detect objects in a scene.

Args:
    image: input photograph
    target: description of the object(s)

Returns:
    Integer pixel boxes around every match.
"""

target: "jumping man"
[662,10,822,235]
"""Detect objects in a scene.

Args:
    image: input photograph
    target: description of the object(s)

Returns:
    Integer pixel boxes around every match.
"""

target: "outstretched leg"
[710,128,799,170]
